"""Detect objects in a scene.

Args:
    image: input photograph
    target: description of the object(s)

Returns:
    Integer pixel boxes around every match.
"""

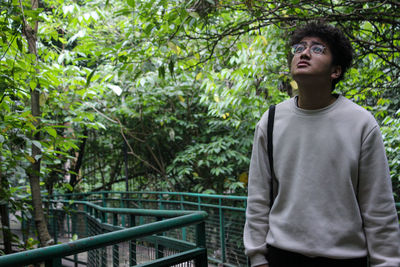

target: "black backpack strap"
[267,105,276,206]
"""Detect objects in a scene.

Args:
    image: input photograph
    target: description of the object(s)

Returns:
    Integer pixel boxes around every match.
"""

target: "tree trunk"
[22,0,53,247]
[0,171,12,254]
[0,205,12,254]
[70,128,88,189]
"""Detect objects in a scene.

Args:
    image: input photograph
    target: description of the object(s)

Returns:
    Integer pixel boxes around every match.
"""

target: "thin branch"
[88,103,162,174]
[0,33,19,61]
[116,117,163,175]
[88,103,118,123]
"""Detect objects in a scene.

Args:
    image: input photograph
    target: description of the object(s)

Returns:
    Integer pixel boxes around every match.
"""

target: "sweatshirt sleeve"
[243,122,271,266]
[357,125,400,266]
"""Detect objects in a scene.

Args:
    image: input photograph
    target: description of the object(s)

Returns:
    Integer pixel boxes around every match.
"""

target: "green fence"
[51,191,248,267]
[0,199,208,267]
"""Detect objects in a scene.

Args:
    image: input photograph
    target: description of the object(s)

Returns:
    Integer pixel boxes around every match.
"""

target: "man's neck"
[296,81,336,110]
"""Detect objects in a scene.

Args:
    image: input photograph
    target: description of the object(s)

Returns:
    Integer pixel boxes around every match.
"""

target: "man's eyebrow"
[311,41,325,46]
[298,41,325,46]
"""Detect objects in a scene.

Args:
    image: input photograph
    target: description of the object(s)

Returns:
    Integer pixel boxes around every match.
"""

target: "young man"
[243,22,400,267]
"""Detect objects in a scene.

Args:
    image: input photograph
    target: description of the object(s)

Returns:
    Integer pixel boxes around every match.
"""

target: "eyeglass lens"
[292,44,325,54]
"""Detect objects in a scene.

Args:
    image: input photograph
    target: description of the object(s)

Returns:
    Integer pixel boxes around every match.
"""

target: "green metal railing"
[0,200,208,267]
[52,191,248,266]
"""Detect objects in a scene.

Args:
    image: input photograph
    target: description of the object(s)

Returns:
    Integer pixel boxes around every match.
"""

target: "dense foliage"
[0,0,399,251]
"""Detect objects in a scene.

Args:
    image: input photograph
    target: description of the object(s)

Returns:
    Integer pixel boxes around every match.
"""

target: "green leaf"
[25,154,35,163]
[46,128,57,138]
[29,80,37,90]
[86,113,95,122]
[32,140,42,150]
[158,65,165,79]
[64,184,73,192]
[169,60,174,77]
[16,38,23,52]
[86,69,96,88]
[107,84,122,96]
[23,9,44,20]
[188,12,200,19]
[127,0,135,8]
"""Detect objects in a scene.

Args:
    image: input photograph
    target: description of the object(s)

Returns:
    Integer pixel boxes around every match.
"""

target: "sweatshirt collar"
[292,95,343,115]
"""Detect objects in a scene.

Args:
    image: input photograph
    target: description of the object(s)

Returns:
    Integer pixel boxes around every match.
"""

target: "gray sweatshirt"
[243,95,400,267]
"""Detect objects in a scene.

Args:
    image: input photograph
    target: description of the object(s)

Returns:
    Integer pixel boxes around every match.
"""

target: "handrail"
[52,199,198,217]
[0,201,208,267]
[42,191,400,212]
[53,190,248,201]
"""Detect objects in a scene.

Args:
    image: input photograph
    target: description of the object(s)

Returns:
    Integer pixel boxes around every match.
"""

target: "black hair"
[289,22,353,90]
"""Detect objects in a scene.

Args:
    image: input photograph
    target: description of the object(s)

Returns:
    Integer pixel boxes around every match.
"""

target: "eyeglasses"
[291,43,326,55]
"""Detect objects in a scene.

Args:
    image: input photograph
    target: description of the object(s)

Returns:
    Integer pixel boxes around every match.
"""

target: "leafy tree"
[0,0,105,249]
[57,0,400,195]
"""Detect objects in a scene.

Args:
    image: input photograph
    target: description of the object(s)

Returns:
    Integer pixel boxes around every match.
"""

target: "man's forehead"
[299,36,326,45]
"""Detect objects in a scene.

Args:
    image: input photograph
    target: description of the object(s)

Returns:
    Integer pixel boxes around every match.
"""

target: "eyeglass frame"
[291,42,327,55]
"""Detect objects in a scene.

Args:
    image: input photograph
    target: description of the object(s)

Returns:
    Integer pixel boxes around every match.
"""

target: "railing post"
[156,217,164,260]
[197,196,201,210]
[113,213,119,267]
[52,204,58,244]
[158,193,164,210]
[180,195,187,241]
[102,193,107,223]
[85,201,89,238]
[138,193,142,209]
[129,214,137,266]
[120,193,125,227]
[100,210,105,224]
[139,194,144,225]
[45,257,62,267]
[67,209,71,237]
[219,198,226,264]
[100,209,107,267]
[195,221,208,266]
[72,204,78,267]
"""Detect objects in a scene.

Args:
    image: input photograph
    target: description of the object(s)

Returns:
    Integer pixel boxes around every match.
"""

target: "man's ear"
[331,65,342,80]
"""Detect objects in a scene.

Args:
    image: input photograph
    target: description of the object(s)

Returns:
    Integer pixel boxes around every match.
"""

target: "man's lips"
[297,61,310,67]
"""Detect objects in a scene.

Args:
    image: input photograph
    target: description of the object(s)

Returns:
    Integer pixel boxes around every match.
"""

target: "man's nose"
[299,47,311,59]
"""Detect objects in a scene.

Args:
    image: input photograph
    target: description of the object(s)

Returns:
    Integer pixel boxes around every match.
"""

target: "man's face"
[290,36,340,83]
